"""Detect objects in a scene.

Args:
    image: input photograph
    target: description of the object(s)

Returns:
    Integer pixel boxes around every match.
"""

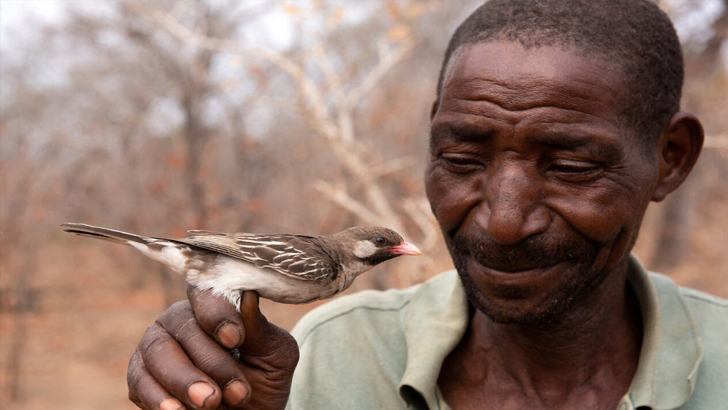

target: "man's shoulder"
[648,271,728,316]
[287,270,464,410]
[678,285,728,310]
[647,272,728,409]
[672,278,728,346]
[292,285,418,343]
[292,270,460,344]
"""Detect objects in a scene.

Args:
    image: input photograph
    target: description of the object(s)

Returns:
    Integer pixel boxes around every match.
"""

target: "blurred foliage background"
[0,0,726,408]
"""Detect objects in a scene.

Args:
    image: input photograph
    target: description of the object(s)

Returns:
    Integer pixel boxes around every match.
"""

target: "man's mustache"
[450,232,597,272]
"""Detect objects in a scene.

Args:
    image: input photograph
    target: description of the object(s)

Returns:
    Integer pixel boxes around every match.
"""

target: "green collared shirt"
[287,255,728,409]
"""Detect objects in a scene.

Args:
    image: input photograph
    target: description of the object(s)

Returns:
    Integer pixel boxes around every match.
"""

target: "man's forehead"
[439,41,628,119]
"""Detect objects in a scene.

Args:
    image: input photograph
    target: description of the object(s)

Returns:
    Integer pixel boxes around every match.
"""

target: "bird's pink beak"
[390,242,422,256]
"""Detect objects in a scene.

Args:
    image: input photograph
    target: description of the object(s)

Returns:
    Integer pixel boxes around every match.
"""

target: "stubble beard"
[449,232,607,326]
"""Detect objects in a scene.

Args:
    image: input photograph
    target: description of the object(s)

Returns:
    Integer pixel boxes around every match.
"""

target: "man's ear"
[652,111,704,202]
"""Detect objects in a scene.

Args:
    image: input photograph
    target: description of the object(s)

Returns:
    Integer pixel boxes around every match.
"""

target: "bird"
[61,223,421,309]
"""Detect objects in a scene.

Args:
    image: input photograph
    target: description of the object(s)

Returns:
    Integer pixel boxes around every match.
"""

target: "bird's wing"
[179,233,337,283]
[186,230,227,236]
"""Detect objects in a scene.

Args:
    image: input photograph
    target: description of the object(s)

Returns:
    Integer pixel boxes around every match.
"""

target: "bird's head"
[331,226,421,275]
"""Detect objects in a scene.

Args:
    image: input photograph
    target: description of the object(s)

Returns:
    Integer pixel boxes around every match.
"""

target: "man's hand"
[127,287,299,410]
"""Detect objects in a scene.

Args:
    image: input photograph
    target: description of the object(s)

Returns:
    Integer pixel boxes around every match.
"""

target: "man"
[126,1,727,409]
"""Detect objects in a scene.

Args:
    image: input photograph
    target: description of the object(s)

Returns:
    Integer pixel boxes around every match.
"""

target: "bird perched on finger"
[61,223,421,309]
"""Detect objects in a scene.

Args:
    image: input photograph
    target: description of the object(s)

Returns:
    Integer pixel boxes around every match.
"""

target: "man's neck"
[439,263,643,410]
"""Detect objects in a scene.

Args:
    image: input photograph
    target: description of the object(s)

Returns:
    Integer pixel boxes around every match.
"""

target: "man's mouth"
[470,259,564,285]
[467,245,565,275]
[450,231,592,276]
[472,258,561,274]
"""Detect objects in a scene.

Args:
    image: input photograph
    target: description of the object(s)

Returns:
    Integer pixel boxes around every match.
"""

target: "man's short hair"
[436,0,683,140]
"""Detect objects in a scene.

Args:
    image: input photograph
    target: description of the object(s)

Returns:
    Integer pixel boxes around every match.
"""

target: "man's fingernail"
[217,322,242,348]
[159,398,184,410]
[223,380,249,406]
[188,382,215,407]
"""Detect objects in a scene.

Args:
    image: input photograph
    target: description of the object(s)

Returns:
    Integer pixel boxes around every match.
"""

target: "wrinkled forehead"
[440,41,629,112]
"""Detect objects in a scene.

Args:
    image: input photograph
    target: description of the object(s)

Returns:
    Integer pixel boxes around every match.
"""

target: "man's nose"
[476,162,551,245]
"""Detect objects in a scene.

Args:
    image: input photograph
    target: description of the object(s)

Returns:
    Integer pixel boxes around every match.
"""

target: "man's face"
[426,41,662,324]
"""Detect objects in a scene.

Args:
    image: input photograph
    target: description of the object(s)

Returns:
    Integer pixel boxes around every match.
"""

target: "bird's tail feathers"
[61,223,151,246]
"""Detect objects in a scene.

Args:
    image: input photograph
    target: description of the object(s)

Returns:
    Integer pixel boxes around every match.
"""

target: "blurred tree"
[651,0,728,270]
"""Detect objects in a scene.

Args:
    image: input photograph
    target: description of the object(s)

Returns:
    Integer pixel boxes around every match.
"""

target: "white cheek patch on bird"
[60,222,422,307]
[353,240,378,258]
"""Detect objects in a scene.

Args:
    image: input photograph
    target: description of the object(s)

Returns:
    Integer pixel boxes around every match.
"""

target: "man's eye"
[548,161,603,182]
[439,153,483,173]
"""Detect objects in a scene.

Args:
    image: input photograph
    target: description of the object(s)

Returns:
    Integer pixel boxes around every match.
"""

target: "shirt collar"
[397,255,704,410]
[398,270,468,409]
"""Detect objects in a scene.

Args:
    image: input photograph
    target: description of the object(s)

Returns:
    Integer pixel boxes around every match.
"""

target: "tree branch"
[345,37,417,109]
[127,0,339,140]
[312,180,381,225]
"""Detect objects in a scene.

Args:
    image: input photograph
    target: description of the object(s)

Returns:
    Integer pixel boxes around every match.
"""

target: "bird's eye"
[373,235,387,246]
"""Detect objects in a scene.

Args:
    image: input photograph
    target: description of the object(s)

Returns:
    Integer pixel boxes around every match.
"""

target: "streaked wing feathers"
[186,230,227,236]
[179,233,335,282]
